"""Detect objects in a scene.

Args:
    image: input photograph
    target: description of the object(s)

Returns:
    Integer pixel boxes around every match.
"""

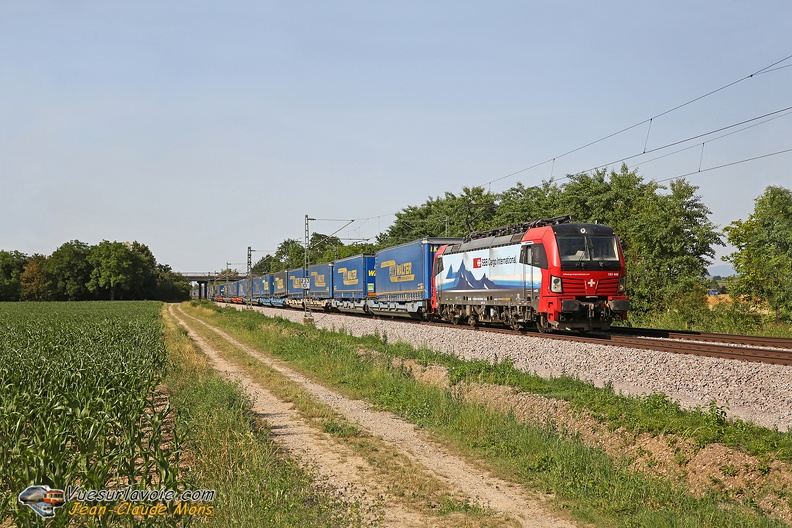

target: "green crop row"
[0,301,183,527]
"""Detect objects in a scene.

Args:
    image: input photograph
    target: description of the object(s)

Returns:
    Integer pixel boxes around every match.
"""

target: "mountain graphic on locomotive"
[208,215,629,332]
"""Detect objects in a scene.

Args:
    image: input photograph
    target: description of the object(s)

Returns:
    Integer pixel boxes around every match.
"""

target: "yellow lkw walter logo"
[380,260,415,282]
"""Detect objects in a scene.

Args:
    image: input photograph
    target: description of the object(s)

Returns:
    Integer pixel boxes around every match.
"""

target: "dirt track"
[169,304,577,528]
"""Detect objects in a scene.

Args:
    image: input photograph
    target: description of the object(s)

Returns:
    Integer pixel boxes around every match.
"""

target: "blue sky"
[1,1,790,275]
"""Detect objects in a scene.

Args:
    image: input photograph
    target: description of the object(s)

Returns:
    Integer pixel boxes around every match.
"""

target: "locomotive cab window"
[557,236,589,262]
[556,234,620,271]
[522,244,547,269]
[434,258,444,275]
[532,245,548,269]
[590,236,619,261]
[519,245,531,265]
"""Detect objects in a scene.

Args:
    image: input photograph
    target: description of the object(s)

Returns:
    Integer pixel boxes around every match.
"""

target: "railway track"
[419,321,792,366]
[604,332,792,366]
[223,301,792,367]
[612,326,792,350]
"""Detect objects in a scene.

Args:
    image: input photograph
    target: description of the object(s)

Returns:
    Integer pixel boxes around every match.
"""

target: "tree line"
[0,240,191,302]
[254,165,792,324]
[249,234,377,277]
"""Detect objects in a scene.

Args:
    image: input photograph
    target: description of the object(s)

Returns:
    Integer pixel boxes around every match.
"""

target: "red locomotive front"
[528,220,629,331]
[432,216,629,332]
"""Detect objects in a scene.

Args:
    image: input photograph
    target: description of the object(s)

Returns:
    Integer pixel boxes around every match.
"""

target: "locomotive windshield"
[556,235,621,270]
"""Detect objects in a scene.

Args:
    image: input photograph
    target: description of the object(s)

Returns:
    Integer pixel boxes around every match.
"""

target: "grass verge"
[161,305,369,527]
[173,304,502,526]
[182,300,792,527]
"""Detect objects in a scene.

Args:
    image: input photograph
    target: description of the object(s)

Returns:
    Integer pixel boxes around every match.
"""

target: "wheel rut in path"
[170,304,577,528]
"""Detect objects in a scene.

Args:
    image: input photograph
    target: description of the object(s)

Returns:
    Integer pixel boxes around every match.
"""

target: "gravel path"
[176,304,577,527]
[235,304,792,432]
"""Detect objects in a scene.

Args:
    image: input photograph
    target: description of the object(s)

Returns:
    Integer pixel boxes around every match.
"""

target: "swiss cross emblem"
[587,279,596,287]
[473,258,482,268]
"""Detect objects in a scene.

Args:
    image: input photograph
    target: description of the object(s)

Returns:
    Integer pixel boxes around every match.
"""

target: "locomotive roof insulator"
[465,214,573,242]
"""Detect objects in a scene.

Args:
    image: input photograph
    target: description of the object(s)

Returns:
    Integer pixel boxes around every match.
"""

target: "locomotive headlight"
[618,276,626,293]
[550,275,563,293]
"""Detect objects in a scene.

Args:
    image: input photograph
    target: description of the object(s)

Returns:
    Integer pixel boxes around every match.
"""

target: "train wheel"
[503,312,520,331]
[536,315,553,333]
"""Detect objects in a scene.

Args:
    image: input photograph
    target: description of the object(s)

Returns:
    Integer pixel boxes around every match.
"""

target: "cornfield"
[0,301,183,526]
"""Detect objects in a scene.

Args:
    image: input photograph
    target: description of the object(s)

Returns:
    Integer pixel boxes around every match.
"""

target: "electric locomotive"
[432,215,629,332]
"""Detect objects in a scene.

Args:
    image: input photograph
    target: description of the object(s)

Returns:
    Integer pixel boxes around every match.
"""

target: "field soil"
[707,293,732,307]
[170,304,576,528]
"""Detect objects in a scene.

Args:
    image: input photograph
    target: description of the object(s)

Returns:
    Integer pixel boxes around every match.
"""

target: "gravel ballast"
[234,304,792,432]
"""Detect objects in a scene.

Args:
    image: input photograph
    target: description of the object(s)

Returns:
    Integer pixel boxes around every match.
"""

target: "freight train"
[206,215,630,332]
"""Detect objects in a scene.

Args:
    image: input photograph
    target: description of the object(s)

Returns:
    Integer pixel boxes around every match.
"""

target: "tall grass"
[627,296,792,337]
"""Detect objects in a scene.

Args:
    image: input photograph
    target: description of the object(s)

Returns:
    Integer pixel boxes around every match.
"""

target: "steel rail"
[611,326,792,350]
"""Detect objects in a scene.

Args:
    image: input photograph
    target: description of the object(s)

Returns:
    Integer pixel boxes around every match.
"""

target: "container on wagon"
[286,268,306,309]
[272,270,288,298]
[228,280,244,304]
[258,274,274,306]
[238,280,247,298]
[250,276,262,301]
[236,279,251,304]
[306,262,334,310]
[331,254,375,314]
[370,238,462,318]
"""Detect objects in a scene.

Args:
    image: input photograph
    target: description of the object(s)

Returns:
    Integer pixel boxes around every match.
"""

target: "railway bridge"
[181,272,242,299]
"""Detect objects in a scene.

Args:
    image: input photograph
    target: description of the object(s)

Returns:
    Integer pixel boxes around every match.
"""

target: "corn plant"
[0,301,184,527]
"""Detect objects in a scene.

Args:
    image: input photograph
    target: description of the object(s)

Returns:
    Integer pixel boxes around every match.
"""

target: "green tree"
[0,250,28,301]
[559,165,659,242]
[624,179,722,315]
[379,186,498,245]
[128,241,159,298]
[309,233,343,265]
[494,165,721,316]
[725,186,792,323]
[87,241,139,300]
[271,239,305,271]
[494,166,721,316]
[2,240,186,302]
[491,180,562,226]
[20,254,51,301]
[217,267,241,279]
[154,264,191,301]
[47,240,93,300]
[334,241,378,260]
[251,255,275,276]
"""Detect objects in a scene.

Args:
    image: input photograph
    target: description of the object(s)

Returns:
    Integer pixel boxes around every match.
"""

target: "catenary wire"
[287,55,792,241]
[655,147,792,184]
[577,105,792,174]
[481,53,792,188]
